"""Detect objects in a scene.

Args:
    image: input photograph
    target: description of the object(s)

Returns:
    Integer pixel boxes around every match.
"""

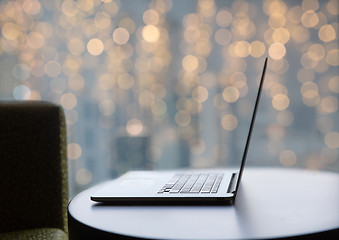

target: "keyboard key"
[180,174,200,193]
[211,174,223,193]
[190,174,208,193]
[169,174,191,193]
[201,174,217,193]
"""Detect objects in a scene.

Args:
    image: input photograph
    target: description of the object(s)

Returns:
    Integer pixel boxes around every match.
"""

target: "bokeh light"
[87,38,104,56]
[0,0,338,197]
[221,114,238,131]
[113,28,130,45]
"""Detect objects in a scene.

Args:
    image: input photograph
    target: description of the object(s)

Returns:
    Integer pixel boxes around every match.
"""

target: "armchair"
[0,101,68,240]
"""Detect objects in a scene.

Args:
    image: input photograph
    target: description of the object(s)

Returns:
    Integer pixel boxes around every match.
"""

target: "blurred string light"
[0,0,338,191]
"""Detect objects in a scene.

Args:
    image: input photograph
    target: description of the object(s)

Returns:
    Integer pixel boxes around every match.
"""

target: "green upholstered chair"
[0,101,68,240]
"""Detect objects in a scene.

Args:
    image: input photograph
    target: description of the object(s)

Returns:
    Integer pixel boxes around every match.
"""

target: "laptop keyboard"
[157,173,223,194]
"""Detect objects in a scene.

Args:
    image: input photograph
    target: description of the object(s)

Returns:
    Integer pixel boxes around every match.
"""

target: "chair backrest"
[0,101,68,233]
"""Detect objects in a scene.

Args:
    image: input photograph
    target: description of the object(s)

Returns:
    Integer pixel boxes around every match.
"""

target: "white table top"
[68,168,339,239]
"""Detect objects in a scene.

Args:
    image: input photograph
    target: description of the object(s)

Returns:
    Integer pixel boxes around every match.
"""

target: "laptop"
[91,57,268,205]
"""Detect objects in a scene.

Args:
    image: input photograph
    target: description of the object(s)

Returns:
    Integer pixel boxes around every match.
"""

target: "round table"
[68,168,339,239]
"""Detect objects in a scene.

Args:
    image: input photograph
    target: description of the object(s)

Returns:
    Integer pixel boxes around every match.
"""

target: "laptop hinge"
[227,172,239,193]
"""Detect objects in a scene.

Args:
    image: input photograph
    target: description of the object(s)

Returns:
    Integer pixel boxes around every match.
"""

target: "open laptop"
[91,57,268,205]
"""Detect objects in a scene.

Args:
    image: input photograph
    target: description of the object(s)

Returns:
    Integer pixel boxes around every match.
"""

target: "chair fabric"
[0,228,67,240]
[0,101,68,239]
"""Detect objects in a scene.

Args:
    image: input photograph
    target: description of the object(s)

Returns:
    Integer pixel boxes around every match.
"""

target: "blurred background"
[0,0,338,197]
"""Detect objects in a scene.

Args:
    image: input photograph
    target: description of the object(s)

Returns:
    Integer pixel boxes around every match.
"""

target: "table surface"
[68,168,339,240]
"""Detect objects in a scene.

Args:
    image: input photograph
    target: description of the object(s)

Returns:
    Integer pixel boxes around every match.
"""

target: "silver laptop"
[91,58,268,205]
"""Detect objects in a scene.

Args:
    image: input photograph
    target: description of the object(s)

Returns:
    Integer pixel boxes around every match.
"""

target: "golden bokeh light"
[270,83,288,98]
[142,25,160,43]
[214,28,232,46]
[113,27,130,45]
[198,0,216,18]
[117,73,134,90]
[222,86,240,103]
[77,0,94,12]
[233,41,250,58]
[221,114,238,131]
[67,143,82,160]
[99,99,115,116]
[60,93,77,110]
[307,44,325,61]
[126,118,144,136]
[182,55,199,72]
[22,0,41,15]
[287,6,302,24]
[175,110,191,127]
[2,22,21,40]
[272,28,290,44]
[268,42,286,60]
[151,100,167,116]
[232,18,256,39]
[272,93,290,111]
[143,9,160,25]
[95,12,112,29]
[279,150,297,167]
[192,86,209,103]
[61,0,78,17]
[76,168,92,185]
[301,81,318,98]
[216,9,232,27]
[27,32,45,49]
[318,24,336,42]
[249,40,266,58]
[265,0,287,16]
[320,96,338,114]
[301,10,319,28]
[44,61,61,77]
[183,13,201,28]
[87,38,104,56]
